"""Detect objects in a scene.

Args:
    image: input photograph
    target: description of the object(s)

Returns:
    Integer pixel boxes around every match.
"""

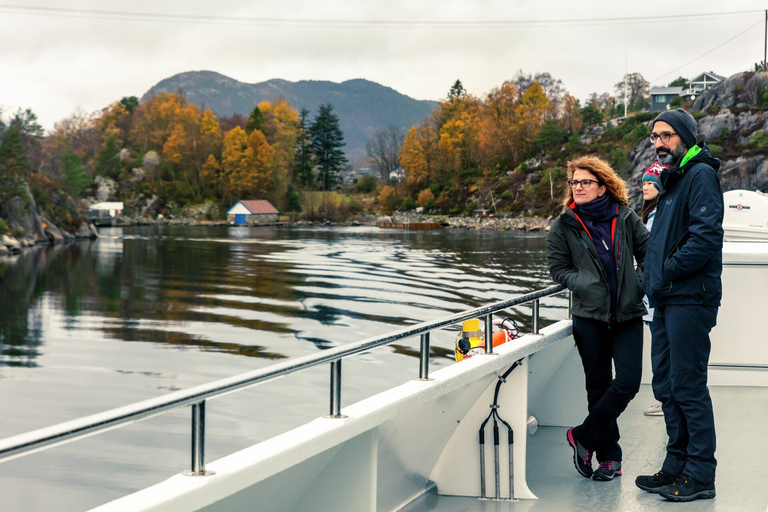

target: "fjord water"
[0,225,563,511]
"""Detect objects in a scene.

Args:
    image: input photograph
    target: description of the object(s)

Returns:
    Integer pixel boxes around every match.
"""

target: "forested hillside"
[142,71,437,162]
[4,69,768,248]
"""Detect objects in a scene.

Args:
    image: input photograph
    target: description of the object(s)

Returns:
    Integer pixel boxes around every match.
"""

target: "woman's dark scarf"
[575,193,616,244]
[574,193,619,320]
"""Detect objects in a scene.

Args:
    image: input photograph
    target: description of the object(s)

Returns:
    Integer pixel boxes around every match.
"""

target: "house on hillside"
[226,200,279,225]
[686,71,726,94]
[678,71,726,102]
[651,72,727,111]
[650,86,684,111]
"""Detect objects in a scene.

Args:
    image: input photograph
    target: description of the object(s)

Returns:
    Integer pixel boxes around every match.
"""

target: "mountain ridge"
[141,71,438,162]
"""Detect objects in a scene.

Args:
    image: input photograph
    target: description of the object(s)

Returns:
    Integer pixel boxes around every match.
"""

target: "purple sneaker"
[593,460,622,481]
[566,427,593,478]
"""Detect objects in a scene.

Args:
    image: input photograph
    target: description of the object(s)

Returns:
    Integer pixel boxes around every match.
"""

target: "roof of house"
[234,200,279,215]
[650,86,683,95]
[689,71,726,83]
[89,202,124,210]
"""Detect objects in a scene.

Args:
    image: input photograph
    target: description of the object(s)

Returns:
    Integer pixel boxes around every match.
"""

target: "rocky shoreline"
[109,212,553,232]
[0,223,99,258]
[374,213,552,231]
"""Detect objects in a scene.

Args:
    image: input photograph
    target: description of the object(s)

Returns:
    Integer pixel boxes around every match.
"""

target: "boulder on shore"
[1,234,22,252]
[75,222,100,239]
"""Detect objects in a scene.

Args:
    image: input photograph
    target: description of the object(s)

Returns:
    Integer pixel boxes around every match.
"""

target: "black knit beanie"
[652,108,697,149]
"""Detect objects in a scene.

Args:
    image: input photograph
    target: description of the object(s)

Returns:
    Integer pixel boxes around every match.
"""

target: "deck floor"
[401,384,768,512]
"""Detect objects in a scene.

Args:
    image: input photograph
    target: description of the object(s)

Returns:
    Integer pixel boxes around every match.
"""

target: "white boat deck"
[401,384,768,512]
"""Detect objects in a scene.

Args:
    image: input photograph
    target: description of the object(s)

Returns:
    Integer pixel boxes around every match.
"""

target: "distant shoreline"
[2,215,552,260]
[97,213,553,232]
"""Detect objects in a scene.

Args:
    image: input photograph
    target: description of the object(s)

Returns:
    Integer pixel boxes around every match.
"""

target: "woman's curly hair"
[562,155,628,209]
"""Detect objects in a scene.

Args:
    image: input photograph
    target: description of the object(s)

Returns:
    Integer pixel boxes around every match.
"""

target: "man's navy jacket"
[642,142,724,308]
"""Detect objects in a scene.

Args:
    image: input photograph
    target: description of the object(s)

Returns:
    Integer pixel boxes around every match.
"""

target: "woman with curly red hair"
[546,156,649,481]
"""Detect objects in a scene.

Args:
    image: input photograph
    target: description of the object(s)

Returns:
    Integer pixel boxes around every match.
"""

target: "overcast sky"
[2,0,768,131]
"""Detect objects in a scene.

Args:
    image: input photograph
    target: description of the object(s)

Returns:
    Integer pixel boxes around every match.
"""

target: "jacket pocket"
[573,271,605,313]
[663,233,689,279]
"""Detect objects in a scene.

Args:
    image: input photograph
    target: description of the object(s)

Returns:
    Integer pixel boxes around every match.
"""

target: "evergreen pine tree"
[97,136,122,178]
[119,96,139,113]
[0,125,29,177]
[448,80,466,100]
[245,105,267,135]
[293,108,315,188]
[284,183,302,212]
[62,146,91,198]
[309,103,348,191]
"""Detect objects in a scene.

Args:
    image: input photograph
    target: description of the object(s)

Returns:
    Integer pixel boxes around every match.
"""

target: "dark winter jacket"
[642,143,724,308]
[547,202,649,323]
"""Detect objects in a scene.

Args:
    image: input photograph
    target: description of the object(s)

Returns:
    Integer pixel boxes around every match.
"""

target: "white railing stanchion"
[418,332,432,380]
[184,400,213,476]
[326,360,346,418]
[484,313,494,354]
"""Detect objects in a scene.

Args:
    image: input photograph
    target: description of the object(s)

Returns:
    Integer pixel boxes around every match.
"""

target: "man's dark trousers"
[651,304,718,483]
[572,316,643,462]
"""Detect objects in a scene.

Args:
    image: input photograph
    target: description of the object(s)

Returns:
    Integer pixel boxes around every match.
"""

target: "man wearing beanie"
[636,108,724,502]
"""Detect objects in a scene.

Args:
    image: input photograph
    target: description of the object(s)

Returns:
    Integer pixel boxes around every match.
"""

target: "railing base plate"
[182,470,216,477]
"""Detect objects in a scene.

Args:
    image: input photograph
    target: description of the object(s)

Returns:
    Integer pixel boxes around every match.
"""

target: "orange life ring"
[454,318,518,362]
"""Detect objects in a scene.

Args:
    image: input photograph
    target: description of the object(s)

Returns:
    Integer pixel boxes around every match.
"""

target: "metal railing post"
[484,313,494,354]
[326,359,346,418]
[418,332,432,380]
[184,400,213,476]
[532,299,540,334]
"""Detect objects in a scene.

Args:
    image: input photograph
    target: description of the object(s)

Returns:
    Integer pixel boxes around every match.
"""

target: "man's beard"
[657,144,686,166]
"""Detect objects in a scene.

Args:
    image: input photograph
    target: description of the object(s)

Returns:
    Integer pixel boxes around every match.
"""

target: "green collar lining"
[678,144,702,171]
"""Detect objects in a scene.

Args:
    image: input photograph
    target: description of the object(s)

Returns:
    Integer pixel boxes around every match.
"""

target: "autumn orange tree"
[401,121,438,194]
[397,78,586,215]
[218,127,274,205]
[258,98,300,210]
[515,82,551,153]
[479,81,520,170]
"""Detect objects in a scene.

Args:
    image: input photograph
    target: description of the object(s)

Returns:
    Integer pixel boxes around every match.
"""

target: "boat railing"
[0,283,567,477]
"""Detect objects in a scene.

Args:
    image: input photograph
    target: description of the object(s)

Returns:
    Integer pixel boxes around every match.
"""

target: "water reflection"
[0,226,555,368]
[0,245,73,367]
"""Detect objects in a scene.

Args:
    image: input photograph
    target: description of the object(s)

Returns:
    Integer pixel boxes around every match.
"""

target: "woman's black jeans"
[571,315,643,462]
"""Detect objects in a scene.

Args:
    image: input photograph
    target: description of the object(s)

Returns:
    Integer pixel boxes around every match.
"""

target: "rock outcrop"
[74,222,100,239]
[94,176,118,202]
[692,72,768,112]
[377,213,552,231]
